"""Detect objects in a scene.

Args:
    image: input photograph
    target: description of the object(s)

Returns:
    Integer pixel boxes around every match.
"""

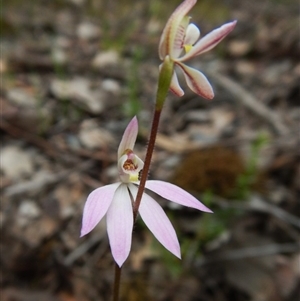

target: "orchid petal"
[159,0,197,59]
[177,62,214,99]
[81,183,120,237]
[180,21,237,61]
[118,116,138,159]
[170,70,184,97]
[106,184,134,267]
[145,180,213,213]
[184,23,200,46]
[129,184,181,258]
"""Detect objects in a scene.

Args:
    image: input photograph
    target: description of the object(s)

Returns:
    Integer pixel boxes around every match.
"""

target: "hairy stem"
[133,109,161,220]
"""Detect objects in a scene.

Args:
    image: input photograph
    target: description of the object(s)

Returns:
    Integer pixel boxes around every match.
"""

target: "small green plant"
[123,46,144,117]
[234,132,269,200]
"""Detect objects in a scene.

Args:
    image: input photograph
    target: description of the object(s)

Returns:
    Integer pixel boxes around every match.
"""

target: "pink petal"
[180,21,237,61]
[129,184,181,258]
[170,70,184,97]
[159,0,197,59]
[145,180,213,213]
[117,116,138,159]
[81,183,120,237]
[106,184,134,267]
[177,62,214,99]
[184,23,200,46]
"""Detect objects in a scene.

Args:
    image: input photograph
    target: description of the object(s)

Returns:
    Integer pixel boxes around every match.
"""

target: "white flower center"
[118,149,144,183]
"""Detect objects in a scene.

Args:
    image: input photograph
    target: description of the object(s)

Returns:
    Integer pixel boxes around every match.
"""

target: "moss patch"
[171,146,245,198]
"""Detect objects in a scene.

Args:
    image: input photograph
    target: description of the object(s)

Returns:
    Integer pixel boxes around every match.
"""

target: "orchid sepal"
[159,0,197,59]
[179,20,237,61]
[80,182,121,237]
[118,116,138,158]
[170,70,184,97]
[177,62,214,99]
[145,180,213,213]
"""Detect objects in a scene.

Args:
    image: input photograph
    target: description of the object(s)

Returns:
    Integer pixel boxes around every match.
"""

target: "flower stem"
[133,108,161,220]
[112,263,122,301]
[133,57,174,220]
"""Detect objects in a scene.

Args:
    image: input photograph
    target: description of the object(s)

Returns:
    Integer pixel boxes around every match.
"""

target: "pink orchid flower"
[159,0,236,99]
[81,116,212,267]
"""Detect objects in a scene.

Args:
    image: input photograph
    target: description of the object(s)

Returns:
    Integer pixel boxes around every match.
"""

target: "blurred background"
[1,0,299,300]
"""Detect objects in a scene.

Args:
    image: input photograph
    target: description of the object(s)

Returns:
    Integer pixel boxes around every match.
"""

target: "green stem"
[112,263,122,301]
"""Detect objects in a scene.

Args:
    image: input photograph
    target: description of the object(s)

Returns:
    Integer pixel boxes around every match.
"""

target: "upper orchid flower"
[81,116,212,267]
[159,0,236,99]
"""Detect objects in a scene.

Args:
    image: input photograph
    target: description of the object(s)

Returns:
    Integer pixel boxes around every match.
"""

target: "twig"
[0,119,58,158]
[208,72,289,135]
[4,161,93,197]
[198,242,300,266]
[1,119,114,163]
[213,195,300,229]
[249,196,300,229]
[64,232,104,266]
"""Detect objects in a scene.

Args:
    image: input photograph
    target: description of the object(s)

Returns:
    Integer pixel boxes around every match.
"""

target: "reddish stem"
[133,109,161,221]
[112,263,122,301]
[132,57,173,220]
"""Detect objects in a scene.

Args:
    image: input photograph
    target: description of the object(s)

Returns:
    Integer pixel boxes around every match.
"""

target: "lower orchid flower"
[81,116,212,267]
